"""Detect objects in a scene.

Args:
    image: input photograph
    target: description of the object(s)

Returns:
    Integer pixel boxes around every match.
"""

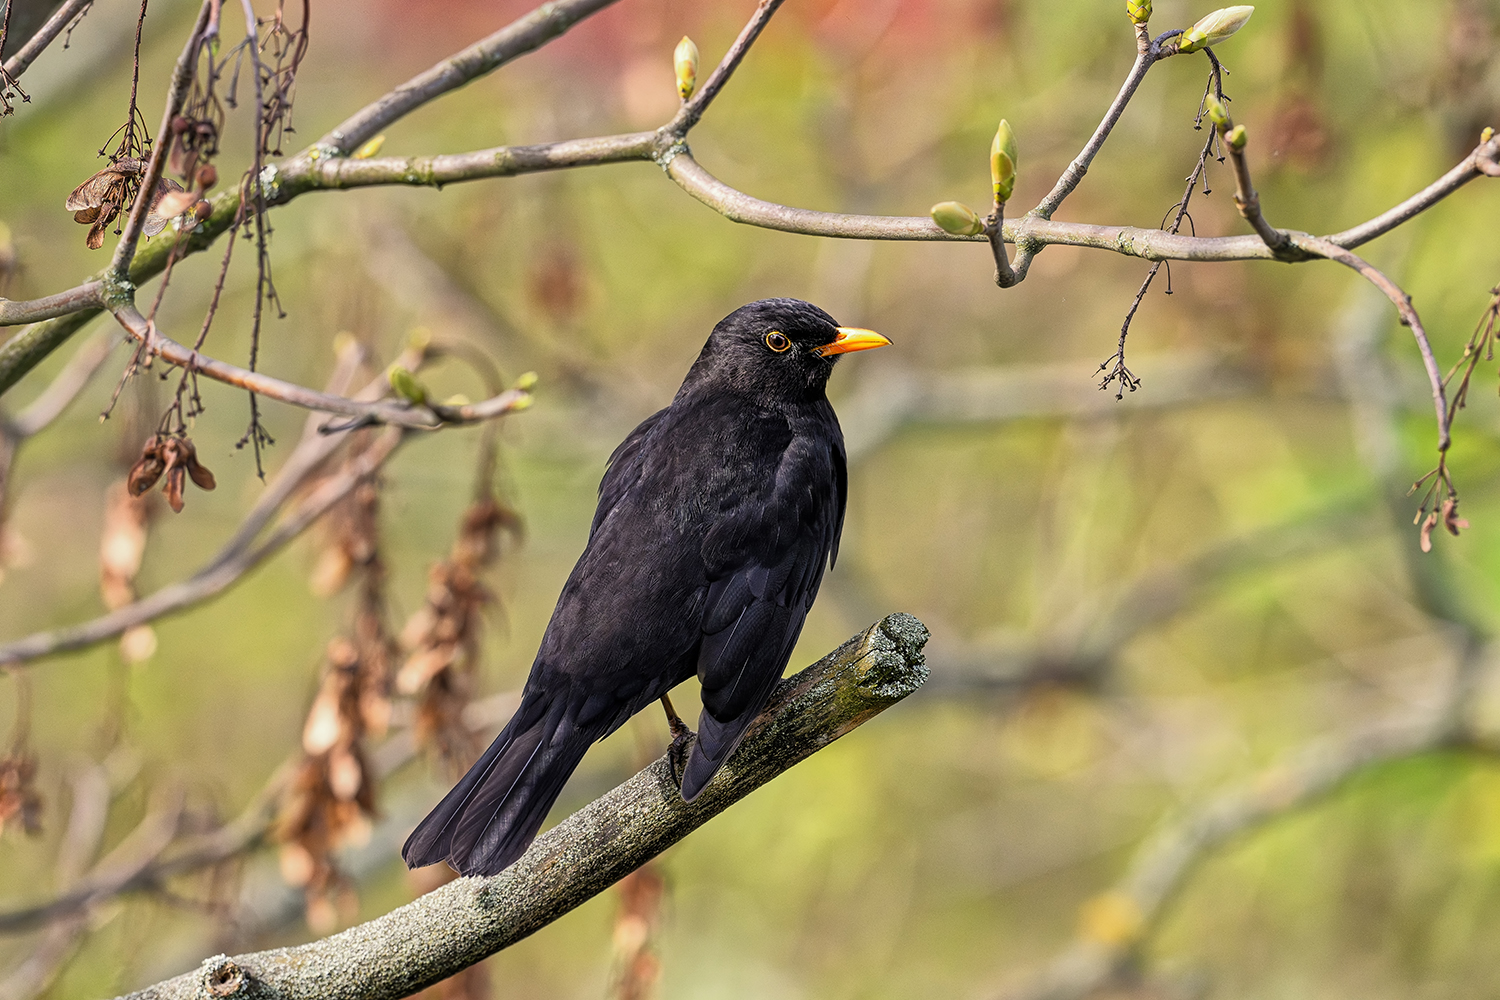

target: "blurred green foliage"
[6,0,1500,998]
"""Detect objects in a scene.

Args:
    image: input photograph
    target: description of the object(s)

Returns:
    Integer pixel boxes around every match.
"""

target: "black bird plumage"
[402,298,888,877]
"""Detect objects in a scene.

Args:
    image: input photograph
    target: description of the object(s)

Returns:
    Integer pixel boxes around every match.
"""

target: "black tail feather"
[403,696,597,876]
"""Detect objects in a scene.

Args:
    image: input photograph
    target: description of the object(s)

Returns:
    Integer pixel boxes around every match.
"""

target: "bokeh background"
[5,0,1500,998]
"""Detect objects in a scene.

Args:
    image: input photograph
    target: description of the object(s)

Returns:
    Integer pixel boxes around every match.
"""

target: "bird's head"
[685,298,890,404]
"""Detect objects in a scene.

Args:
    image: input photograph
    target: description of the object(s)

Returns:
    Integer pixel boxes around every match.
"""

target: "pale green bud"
[353,134,386,160]
[1179,5,1254,54]
[930,201,984,237]
[388,365,426,406]
[1225,124,1247,151]
[515,371,539,391]
[675,36,699,100]
[1126,0,1151,25]
[991,119,1018,203]
[1203,95,1229,128]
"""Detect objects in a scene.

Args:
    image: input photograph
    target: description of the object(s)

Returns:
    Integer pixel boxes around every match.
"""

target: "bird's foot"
[660,694,696,786]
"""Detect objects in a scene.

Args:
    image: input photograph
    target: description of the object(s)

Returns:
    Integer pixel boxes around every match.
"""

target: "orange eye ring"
[764,331,791,353]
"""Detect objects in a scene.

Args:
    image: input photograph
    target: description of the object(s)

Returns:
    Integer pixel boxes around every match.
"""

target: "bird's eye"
[764,331,791,353]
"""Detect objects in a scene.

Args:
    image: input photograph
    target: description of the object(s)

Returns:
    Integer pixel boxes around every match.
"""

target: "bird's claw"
[660,694,696,787]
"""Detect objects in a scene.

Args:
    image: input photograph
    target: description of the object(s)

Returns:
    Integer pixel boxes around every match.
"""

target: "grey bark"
[116,613,930,1000]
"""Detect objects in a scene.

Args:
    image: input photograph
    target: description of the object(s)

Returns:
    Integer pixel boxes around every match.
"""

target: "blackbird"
[403,298,890,877]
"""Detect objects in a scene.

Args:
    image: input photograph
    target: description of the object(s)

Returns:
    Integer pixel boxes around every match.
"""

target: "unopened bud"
[515,371,539,391]
[1226,124,1247,151]
[1203,95,1229,128]
[388,365,426,406]
[1126,0,1151,25]
[930,201,984,237]
[196,163,218,190]
[991,119,1018,203]
[674,36,699,100]
[1178,5,1254,54]
[1483,126,1495,144]
[353,134,386,160]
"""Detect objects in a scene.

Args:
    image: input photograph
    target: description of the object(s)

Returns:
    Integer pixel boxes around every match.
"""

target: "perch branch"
[116,615,929,1000]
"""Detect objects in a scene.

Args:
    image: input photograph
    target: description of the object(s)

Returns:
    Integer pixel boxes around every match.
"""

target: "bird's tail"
[402,695,596,877]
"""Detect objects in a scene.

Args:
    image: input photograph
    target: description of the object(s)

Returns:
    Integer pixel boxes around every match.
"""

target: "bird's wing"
[681,429,846,800]
[591,407,667,538]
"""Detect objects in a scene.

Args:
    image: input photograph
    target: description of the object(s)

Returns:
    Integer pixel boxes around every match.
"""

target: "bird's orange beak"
[815,327,892,357]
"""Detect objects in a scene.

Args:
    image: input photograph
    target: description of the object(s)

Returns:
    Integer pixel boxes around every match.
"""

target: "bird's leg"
[660,693,695,785]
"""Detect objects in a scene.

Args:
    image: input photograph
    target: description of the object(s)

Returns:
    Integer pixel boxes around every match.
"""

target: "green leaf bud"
[1226,124,1247,151]
[1203,95,1229,128]
[930,201,984,237]
[1179,5,1254,53]
[1126,0,1151,25]
[388,365,427,406]
[674,36,699,100]
[991,119,1018,203]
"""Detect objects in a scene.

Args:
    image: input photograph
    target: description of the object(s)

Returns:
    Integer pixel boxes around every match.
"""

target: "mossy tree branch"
[115,614,929,1000]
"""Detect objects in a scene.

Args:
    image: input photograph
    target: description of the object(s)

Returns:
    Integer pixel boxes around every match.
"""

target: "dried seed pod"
[163,464,187,513]
[178,437,217,490]
[0,753,42,837]
[127,436,168,496]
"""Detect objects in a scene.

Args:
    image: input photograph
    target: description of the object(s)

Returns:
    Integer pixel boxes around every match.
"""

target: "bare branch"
[1292,234,1449,452]
[116,615,929,1000]
[0,0,94,83]
[0,282,104,328]
[313,0,623,156]
[283,132,656,193]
